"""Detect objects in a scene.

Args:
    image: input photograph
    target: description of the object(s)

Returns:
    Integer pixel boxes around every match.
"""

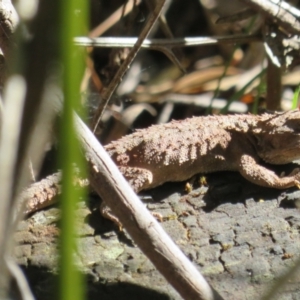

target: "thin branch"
[76,112,223,300]
[74,34,261,74]
[240,0,300,34]
[144,0,185,72]
[48,94,224,300]
[5,257,35,300]
[89,0,142,38]
[74,34,262,48]
[216,9,256,23]
[0,76,26,294]
[92,0,167,132]
[0,2,60,297]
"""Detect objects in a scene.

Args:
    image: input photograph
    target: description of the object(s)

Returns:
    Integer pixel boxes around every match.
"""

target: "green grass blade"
[292,85,300,109]
[59,1,88,300]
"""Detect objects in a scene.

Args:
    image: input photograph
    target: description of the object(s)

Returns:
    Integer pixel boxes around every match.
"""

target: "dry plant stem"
[89,0,142,38]
[0,0,18,87]
[74,34,262,48]
[5,257,34,300]
[73,109,223,300]
[0,1,59,296]
[74,35,262,73]
[75,34,261,73]
[0,76,26,295]
[240,0,300,34]
[216,8,256,23]
[266,56,281,110]
[1,83,57,298]
[92,0,166,132]
[81,0,142,92]
[11,0,60,231]
[146,0,172,38]
[47,95,223,299]
[144,0,185,72]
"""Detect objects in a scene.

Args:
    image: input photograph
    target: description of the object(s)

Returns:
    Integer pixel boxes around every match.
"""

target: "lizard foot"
[151,211,163,222]
[100,202,123,231]
[99,202,164,230]
[293,171,300,189]
[280,169,300,189]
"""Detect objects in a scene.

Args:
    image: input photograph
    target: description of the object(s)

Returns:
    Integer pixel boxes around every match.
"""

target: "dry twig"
[240,0,300,34]
[72,100,224,300]
[92,0,166,132]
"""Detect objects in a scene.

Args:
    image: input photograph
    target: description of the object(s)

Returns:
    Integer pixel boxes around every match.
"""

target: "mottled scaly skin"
[105,110,300,192]
[24,110,300,217]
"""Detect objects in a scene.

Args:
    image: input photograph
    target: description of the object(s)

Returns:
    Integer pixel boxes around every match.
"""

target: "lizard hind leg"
[99,166,154,228]
[100,201,123,230]
[118,166,154,193]
[100,200,163,231]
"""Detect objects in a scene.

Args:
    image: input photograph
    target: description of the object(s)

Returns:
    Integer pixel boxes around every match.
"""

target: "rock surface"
[15,171,300,299]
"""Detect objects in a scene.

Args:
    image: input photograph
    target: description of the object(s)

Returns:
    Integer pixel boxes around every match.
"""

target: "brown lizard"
[23,109,300,215]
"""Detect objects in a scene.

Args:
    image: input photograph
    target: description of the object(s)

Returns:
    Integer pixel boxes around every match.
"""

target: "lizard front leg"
[239,154,300,189]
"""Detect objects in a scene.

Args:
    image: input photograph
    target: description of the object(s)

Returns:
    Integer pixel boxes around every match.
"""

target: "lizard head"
[253,109,300,164]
